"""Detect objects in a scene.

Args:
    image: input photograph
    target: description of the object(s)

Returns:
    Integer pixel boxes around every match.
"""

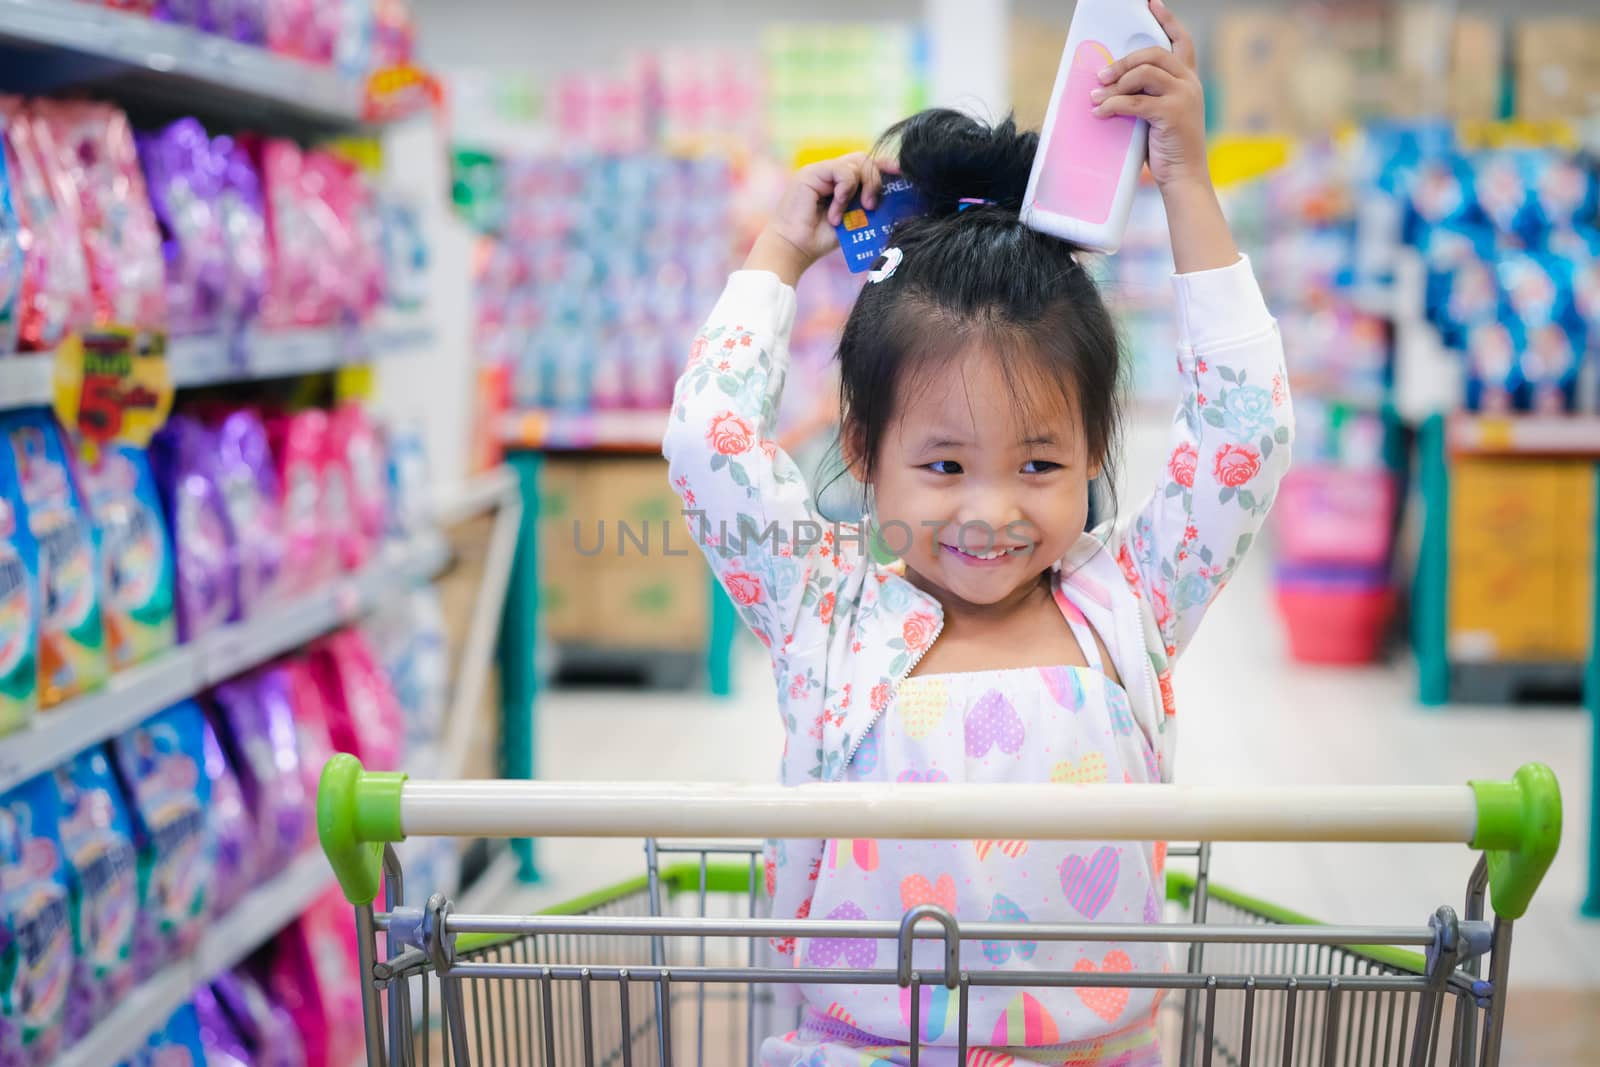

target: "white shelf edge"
[0,320,435,411]
[0,533,451,793]
[55,849,335,1067]
[433,466,519,528]
[0,0,363,128]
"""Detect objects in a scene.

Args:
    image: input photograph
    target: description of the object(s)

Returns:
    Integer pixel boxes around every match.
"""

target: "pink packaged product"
[0,97,92,350]
[251,138,335,329]
[307,151,384,322]
[198,715,254,916]
[136,118,229,337]
[207,408,286,615]
[311,628,403,771]
[211,667,310,872]
[327,404,386,570]
[282,654,336,805]
[270,888,364,1067]
[34,101,166,329]
[149,415,239,640]
[264,409,335,594]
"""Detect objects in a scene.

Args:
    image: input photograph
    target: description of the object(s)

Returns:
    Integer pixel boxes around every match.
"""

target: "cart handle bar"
[316,756,1560,921]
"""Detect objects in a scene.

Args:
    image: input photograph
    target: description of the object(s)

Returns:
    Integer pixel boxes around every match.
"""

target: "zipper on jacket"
[833,612,945,782]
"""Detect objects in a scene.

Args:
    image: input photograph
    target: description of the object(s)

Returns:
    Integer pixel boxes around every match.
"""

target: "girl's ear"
[841,420,870,484]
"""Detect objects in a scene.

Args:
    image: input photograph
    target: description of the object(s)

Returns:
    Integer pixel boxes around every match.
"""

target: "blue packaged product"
[110,700,215,980]
[1464,316,1525,414]
[1522,153,1598,236]
[1497,250,1574,332]
[127,1001,206,1065]
[1405,155,1478,239]
[83,444,177,672]
[3,410,109,706]
[1416,222,1497,321]
[0,774,75,1065]
[1438,258,1503,349]
[0,118,23,353]
[1473,151,1532,235]
[51,747,138,1043]
[1520,321,1583,414]
[0,432,39,738]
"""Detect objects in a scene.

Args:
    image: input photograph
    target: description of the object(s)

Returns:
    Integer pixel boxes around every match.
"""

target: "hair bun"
[877,109,1037,217]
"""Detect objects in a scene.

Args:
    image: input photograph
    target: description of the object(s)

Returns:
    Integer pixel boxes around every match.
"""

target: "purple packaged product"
[149,415,239,641]
[211,668,308,872]
[211,137,269,343]
[211,969,307,1067]
[192,984,251,1067]
[138,119,228,338]
[199,716,253,915]
[151,1,203,25]
[212,410,285,615]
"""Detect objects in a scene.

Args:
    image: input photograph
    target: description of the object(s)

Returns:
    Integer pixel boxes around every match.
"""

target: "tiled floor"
[487,419,1600,1062]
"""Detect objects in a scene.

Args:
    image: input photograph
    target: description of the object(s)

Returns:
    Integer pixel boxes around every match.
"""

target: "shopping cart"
[317,757,1560,1067]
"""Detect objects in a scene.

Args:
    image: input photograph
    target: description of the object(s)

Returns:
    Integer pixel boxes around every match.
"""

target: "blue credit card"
[835,177,925,273]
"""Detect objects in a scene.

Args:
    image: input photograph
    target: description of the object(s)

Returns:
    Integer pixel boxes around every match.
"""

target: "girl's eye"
[1023,460,1062,474]
[926,460,963,475]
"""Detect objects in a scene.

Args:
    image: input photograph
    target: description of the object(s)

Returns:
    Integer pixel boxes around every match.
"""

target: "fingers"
[1149,0,1197,69]
[1097,45,1191,87]
[860,160,885,212]
[1091,63,1184,107]
[825,157,864,226]
[1092,93,1155,122]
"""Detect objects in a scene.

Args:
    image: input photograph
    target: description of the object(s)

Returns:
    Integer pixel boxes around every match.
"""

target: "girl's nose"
[954,489,1026,542]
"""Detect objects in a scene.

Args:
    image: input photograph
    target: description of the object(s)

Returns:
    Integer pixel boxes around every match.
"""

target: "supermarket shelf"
[434,464,519,527]
[498,408,669,452]
[1447,414,1600,457]
[0,318,435,410]
[0,0,368,134]
[57,849,334,1067]
[0,533,450,793]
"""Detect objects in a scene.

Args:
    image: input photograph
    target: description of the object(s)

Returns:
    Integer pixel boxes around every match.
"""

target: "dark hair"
[836,108,1123,508]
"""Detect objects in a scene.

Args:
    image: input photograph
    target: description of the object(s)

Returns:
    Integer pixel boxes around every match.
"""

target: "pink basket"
[1275,467,1397,567]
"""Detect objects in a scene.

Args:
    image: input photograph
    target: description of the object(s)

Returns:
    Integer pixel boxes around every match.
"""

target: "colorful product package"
[199,715,253,916]
[368,587,447,771]
[265,409,335,593]
[308,151,383,322]
[82,445,176,672]
[34,101,166,329]
[0,435,40,737]
[0,118,25,353]
[211,667,309,871]
[149,415,239,640]
[1473,151,1532,236]
[137,118,229,338]
[252,139,342,328]
[191,984,251,1066]
[130,1001,206,1066]
[282,654,336,804]
[1522,153,1598,235]
[110,700,215,978]
[1464,317,1525,414]
[211,136,269,340]
[0,774,75,1066]
[269,888,365,1067]
[0,98,92,350]
[3,410,108,706]
[328,404,387,570]
[384,421,430,543]
[210,968,307,1067]
[51,747,138,1043]
[312,628,404,771]
[210,409,285,615]
[379,197,428,312]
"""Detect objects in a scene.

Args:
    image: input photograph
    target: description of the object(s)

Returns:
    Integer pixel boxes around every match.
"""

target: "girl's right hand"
[748,153,891,285]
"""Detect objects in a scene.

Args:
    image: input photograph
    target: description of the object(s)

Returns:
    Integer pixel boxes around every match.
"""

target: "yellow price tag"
[52,329,173,459]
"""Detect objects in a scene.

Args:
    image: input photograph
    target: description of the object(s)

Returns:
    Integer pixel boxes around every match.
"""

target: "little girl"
[664,4,1291,1063]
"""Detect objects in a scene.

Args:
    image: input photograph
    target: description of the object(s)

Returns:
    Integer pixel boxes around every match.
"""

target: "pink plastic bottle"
[1020,0,1170,253]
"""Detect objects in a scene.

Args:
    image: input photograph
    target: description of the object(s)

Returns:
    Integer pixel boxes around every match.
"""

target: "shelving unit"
[56,850,335,1067]
[498,407,670,453]
[0,0,369,134]
[0,533,450,793]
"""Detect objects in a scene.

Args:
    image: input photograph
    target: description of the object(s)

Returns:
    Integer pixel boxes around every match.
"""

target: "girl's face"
[860,346,1097,612]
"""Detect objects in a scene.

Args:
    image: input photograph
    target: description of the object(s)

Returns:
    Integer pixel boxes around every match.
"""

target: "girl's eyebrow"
[917,435,969,450]
[1021,433,1060,446]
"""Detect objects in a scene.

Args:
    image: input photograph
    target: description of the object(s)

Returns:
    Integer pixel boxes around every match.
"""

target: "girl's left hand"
[1089,0,1209,192]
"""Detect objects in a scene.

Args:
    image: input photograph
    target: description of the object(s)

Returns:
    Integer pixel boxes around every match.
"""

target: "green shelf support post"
[1584,463,1600,919]
[498,449,544,883]
[1416,415,1451,707]
[708,575,737,697]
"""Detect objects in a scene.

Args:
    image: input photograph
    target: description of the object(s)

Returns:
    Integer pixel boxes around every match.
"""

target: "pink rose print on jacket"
[869,681,891,712]
[817,591,835,625]
[1213,444,1262,488]
[1168,443,1197,488]
[724,571,763,606]
[706,411,755,455]
[902,612,937,652]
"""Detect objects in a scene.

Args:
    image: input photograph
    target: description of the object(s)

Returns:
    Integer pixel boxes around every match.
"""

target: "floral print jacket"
[662,255,1292,944]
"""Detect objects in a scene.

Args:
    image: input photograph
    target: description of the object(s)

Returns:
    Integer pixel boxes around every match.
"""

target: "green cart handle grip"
[319,753,407,906]
[1469,762,1562,921]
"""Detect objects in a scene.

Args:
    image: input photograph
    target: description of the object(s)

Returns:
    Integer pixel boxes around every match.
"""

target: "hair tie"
[957,198,996,212]
[868,246,903,283]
